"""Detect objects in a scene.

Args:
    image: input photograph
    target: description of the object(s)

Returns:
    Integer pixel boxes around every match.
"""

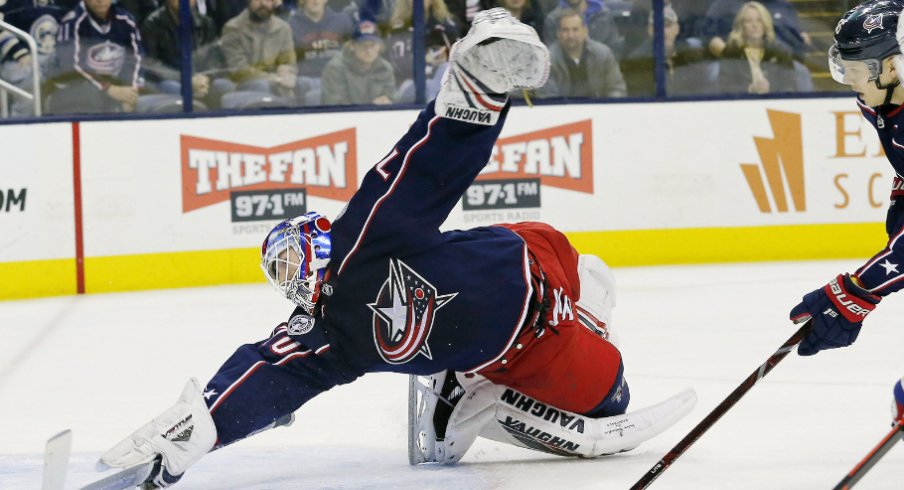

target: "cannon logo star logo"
[369,259,457,364]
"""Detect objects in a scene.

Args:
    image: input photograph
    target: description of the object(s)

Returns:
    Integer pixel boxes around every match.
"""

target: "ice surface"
[1,259,903,489]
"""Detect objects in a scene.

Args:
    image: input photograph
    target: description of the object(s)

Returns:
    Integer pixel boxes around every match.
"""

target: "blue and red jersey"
[53,2,143,89]
[204,102,548,447]
[853,98,904,296]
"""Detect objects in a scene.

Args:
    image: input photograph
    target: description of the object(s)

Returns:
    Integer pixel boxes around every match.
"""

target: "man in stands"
[0,0,72,115]
[140,0,228,109]
[545,8,625,98]
[542,0,622,58]
[91,9,694,489]
[220,0,297,104]
[46,0,144,114]
[287,0,354,81]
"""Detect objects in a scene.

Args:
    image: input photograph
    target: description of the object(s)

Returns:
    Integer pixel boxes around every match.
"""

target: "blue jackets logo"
[368,259,457,364]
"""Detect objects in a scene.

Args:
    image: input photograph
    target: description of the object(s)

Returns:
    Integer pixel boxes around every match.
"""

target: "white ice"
[1,259,903,489]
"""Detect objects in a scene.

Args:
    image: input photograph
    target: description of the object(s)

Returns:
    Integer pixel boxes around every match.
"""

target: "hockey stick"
[833,418,904,490]
[630,320,812,490]
[79,461,155,490]
[42,430,72,490]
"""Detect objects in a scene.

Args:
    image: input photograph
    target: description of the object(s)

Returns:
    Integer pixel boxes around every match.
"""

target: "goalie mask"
[261,212,332,313]
[829,0,904,88]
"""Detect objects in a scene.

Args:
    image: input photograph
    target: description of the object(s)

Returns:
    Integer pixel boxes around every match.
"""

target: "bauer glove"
[790,274,880,356]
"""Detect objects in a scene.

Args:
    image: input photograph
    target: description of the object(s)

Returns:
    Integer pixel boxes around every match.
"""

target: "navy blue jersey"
[204,102,539,447]
[0,0,69,61]
[53,3,143,89]
[852,98,904,296]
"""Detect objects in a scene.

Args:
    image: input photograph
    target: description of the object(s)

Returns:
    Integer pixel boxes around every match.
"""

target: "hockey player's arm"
[333,101,509,263]
[788,193,904,356]
[98,323,359,488]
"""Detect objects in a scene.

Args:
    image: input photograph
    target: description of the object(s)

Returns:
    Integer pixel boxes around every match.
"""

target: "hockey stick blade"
[42,430,73,490]
[630,320,812,490]
[833,419,904,490]
[79,461,154,490]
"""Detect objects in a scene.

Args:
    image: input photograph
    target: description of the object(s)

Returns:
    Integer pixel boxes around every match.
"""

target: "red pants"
[478,222,624,415]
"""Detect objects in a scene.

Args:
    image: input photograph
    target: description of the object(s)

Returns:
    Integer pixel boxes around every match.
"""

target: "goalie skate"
[408,371,466,464]
[435,8,549,126]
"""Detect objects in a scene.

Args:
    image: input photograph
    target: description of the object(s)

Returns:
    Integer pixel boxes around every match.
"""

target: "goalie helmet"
[829,0,904,86]
[261,212,332,313]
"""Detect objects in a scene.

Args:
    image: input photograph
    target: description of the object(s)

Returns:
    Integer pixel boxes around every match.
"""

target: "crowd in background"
[0,0,837,116]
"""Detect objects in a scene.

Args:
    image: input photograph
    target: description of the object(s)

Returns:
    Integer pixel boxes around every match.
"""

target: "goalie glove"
[98,378,217,488]
[790,274,881,356]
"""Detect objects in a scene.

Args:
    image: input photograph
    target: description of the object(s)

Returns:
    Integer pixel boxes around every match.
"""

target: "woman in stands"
[717,1,795,94]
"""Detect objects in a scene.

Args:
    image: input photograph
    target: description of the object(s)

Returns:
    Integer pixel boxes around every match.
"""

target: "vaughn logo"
[739,110,806,213]
[181,129,358,213]
[368,259,457,364]
[478,120,594,194]
[500,389,586,433]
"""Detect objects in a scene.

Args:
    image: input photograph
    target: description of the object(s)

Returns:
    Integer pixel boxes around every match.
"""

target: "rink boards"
[0,98,892,299]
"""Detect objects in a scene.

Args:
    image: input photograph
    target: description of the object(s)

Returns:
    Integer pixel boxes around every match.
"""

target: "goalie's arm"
[99,324,360,488]
[205,323,361,447]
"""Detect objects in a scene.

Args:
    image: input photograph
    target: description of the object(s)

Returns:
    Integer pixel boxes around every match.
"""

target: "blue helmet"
[829,0,904,85]
[261,212,332,313]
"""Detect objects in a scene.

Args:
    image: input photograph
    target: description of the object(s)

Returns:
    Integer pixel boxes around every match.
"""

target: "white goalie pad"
[410,373,696,464]
[576,254,619,348]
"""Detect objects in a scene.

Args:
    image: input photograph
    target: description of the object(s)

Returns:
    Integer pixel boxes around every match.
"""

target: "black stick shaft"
[833,420,904,490]
[630,321,812,490]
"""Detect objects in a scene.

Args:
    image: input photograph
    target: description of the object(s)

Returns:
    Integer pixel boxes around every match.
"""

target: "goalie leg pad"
[576,254,619,348]
[470,382,697,458]
[99,378,217,480]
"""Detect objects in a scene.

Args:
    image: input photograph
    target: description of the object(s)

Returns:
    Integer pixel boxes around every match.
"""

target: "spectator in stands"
[543,0,622,59]
[545,8,625,98]
[288,0,354,80]
[621,4,710,97]
[117,0,159,27]
[220,0,297,102]
[45,0,144,114]
[141,0,231,109]
[445,0,484,33]
[320,20,395,105]
[717,1,794,94]
[384,0,458,87]
[493,0,543,40]
[1,0,71,115]
[703,0,808,61]
[395,19,449,102]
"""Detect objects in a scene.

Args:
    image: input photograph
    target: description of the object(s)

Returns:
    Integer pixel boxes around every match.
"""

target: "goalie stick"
[79,461,155,490]
[42,430,72,490]
[630,320,812,490]
[833,418,904,490]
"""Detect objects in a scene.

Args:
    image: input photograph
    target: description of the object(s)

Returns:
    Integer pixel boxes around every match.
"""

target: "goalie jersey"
[853,98,904,297]
[206,102,540,446]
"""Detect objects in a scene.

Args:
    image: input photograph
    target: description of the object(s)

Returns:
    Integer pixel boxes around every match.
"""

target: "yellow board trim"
[0,223,890,300]
[84,247,263,293]
[0,258,77,300]
[566,222,888,266]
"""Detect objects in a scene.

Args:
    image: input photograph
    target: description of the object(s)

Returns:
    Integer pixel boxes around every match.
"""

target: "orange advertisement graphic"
[739,110,806,213]
[181,128,358,213]
[480,120,594,194]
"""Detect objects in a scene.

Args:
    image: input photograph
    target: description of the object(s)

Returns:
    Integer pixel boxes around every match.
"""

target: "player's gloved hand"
[98,378,217,488]
[892,377,904,424]
[790,273,881,356]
